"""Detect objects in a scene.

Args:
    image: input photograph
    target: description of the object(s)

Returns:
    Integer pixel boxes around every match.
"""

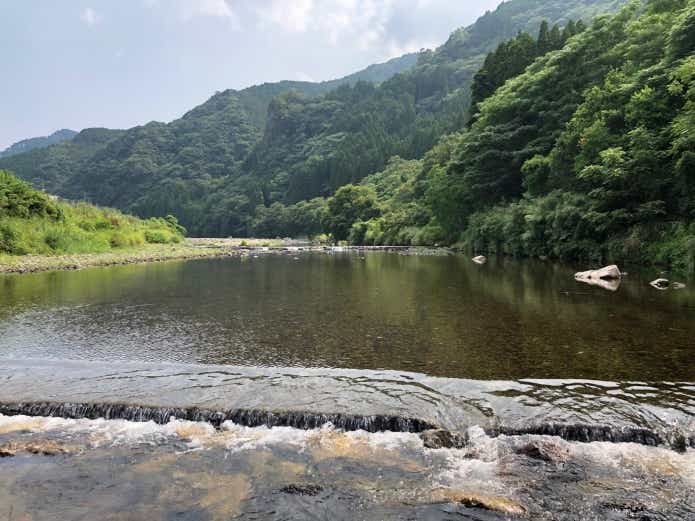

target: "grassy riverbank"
[1,169,196,271]
[0,242,228,274]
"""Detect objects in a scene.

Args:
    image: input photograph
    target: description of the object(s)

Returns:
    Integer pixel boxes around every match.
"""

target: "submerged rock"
[431,489,526,515]
[672,282,686,290]
[650,278,670,290]
[420,429,468,449]
[574,265,622,291]
[472,255,487,265]
[280,484,323,496]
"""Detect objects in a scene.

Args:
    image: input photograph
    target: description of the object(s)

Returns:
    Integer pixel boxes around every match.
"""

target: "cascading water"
[0,359,693,450]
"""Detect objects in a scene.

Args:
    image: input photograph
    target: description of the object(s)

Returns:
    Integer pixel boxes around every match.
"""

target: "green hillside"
[0,0,625,238]
[350,0,695,271]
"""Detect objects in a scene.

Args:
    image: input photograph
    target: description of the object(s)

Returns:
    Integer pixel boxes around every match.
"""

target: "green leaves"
[322,185,380,242]
[0,170,61,220]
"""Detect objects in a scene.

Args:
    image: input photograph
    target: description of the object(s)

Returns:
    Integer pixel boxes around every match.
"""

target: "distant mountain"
[0,0,627,237]
[0,129,77,159]
[215,52,420,129]
[0,53,420,219]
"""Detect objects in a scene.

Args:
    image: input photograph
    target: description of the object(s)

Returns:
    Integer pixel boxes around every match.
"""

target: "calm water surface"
[1,252,693,380]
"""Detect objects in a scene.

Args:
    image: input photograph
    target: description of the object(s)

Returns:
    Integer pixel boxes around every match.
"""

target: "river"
[0,252,693,519]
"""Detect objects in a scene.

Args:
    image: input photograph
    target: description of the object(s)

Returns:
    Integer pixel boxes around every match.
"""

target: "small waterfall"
[1,401,692,451]
[0,401,438,433]
[493,423,693,451]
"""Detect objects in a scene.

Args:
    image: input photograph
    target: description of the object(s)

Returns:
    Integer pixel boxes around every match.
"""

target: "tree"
[537,21,551,53]
[322,185,380,241]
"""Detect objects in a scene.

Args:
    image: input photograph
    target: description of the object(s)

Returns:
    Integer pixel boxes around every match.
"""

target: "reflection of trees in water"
[0,255,694,380]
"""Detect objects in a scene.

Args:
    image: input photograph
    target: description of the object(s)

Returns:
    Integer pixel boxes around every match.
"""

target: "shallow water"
[0,253,694,519]
[1,414,694,520]
[1,252,694,380]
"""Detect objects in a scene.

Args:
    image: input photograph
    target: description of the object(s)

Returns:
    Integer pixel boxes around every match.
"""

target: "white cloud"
[384,38,436,59]
[296,72,315,82]
[253,0,398,51]
[255,0,314,32]
[80,7,102,28]
[178,0,240,28]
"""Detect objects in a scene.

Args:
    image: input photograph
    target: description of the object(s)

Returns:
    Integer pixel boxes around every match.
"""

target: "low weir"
[1,359,692,450]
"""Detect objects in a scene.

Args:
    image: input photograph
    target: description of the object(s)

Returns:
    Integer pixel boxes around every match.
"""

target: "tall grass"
[0,170,185,256]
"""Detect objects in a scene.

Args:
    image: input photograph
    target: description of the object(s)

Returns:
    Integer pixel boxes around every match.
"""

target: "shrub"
[0,170,61,220]
[0,222,22,254]
[43,229,62,250]
[109,232,128,248]
[145,230,172,244]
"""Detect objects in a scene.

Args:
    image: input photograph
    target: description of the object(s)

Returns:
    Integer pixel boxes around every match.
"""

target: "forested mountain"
[0,0,626,238]
[0,129,77,159]
[0,53,418,230]
[352,0,695,271]
[233,0,626,237]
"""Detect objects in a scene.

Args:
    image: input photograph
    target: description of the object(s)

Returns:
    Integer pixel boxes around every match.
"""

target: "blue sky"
[0,0,503,150]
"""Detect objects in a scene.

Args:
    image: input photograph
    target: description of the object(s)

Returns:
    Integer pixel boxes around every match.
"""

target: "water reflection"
[0,253,693,380]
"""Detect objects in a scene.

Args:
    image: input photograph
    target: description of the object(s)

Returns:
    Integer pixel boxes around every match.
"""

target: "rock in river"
[420,429,468,449]
[650,278,670,290]
[0,440,74,457]
[430,489,526,516]
[574,265,622,291]
[472,255,487,265]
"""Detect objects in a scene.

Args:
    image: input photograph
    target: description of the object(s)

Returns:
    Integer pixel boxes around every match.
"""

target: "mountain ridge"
[0,0,628,237]
[0,129,77,159]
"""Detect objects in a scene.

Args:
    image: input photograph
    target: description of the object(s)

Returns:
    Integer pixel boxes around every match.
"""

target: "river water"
[0,252,694,519]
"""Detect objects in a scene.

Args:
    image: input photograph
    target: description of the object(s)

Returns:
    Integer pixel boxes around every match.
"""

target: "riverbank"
[0,242,229,274]
[0,238,456,274]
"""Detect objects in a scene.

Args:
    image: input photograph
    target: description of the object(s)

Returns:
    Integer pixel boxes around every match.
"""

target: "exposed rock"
[420,429,468,449]
[280,483,323,496]
[574,265,622,291]
[431,489,526,515]
[472,255,487,265]
[514,439,570,463]
[0,440,74,457]
[574,265,621,281]
[650,278,670,290]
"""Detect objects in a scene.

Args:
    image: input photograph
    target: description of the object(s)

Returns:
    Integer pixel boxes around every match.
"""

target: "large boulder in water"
[574,265,622,291]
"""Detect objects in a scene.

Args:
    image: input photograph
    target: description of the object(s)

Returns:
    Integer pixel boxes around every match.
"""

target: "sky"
[0,0,503,150]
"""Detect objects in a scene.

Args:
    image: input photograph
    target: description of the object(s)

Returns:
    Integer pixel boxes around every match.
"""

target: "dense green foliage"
[306,0,695,273]
[0,170,184,255]
[0,0,624,239]
[0,129,77,159]
[321,185,381,241]
[470,19,585,121]
[420,0,695,271]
